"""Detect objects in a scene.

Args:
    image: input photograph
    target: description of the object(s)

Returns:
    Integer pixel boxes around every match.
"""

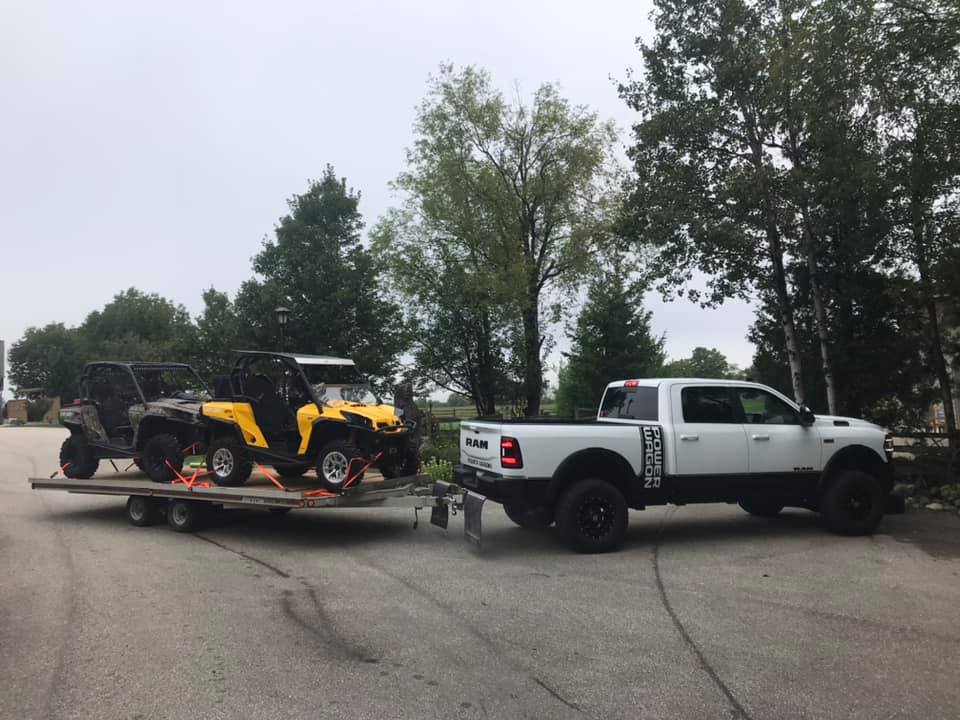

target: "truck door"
[671,385,748,499]
[732,387,822,475]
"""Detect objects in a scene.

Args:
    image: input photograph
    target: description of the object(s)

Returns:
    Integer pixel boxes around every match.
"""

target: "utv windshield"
[299,363,380,405]
[133,366,210,402]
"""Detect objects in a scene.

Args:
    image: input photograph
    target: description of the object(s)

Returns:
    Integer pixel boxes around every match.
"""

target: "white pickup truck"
[455,378,897,552]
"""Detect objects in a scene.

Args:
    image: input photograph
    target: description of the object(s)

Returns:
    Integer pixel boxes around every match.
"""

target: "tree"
[662,347,739,379]
[385,65,619,416]
[8,323,84,399]
[555,275,665,417]
[193,288,243,379]
[237,167,406,383]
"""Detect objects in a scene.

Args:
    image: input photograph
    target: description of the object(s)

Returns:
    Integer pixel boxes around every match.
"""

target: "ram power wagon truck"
[455,378,897,553]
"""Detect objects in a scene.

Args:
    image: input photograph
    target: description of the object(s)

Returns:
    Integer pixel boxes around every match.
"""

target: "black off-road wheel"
[206,437,252,487]
[556,478,629,554]
[316,441,364,492]
[272,463,309,478]
[821,470,885,536]
[126,496,163,526]
[739,498,785,518]
[167,499,204,533]
[503,502,554,529]
[59,435,99,479]
[141,433,184,483]
[379,447,420,479]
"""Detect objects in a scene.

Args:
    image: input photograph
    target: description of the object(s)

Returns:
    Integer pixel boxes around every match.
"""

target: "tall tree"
[8,324,84,399]
[387,65,619,416]
[193,288,243,379]
[663,347,740,379]
[237,166,406,383]
[555,274,665,417]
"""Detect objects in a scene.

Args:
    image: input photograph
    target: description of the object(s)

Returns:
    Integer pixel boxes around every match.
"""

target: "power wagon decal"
[641,426,664,489]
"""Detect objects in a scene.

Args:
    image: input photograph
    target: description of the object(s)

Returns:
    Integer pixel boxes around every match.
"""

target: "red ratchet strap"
[303,452,383,497]
[165,459,213,489]
[50,462,71,479]
[181,442,199,455]
[253,461,336,497]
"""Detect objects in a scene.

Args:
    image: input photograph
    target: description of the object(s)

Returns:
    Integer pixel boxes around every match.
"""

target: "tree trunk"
[520,299,542,417]
[476,310,498,416]
[765,216,806,406]
[801,212,837,414]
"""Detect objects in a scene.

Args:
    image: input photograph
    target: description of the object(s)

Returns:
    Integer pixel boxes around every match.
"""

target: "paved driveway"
[2,426,958,719]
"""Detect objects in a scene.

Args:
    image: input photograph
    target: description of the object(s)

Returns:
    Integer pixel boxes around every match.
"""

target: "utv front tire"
[142,433,184,483]
[206,437,252,487]
[556,478,628,554]
[60,435,99,479]
[503,503,554,529]
[821,470,885,536]
[316,441,364,492]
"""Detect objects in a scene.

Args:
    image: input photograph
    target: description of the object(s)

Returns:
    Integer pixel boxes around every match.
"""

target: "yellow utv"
[200,351,417,491]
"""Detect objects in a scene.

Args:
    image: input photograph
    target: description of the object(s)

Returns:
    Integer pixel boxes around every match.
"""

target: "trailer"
[29,467,486,541]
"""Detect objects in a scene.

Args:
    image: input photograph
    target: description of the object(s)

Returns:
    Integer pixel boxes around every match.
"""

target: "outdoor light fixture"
[274,306,291,350]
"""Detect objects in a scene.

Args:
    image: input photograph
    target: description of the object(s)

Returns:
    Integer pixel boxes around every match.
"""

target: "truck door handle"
[680,434,699,441]
[751,434,770,441]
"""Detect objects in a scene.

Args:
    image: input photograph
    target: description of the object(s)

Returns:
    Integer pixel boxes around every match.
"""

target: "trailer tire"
[316,441,364,492]
[207,437,252,487]
[126,495,163,526]
[821,470,885,536]
[60,435,99,479]
[739,498,784,517]
[503,502,554,529]
[556,478,628,554]
[273,463,309,478]
[142,433,184,483]
[167,499,204,533]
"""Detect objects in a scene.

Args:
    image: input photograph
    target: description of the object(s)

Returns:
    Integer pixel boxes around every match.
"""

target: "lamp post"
[274,306,290,351]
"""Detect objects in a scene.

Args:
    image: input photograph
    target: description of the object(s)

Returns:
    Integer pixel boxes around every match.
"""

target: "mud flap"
[430,481,452,529]
[463,491,485,545]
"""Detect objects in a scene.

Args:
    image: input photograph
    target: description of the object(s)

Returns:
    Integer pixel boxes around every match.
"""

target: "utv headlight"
[341,411,373,429]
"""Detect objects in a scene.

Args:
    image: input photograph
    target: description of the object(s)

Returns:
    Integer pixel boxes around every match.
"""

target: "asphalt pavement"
[2,426,959,720]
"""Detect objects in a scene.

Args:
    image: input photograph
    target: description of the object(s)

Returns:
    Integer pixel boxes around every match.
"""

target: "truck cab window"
[681,387,742,423]
[600,386,658,420]
[736,388,800,425]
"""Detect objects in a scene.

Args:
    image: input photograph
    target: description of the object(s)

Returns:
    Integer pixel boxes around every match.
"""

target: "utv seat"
[244,374,296,441]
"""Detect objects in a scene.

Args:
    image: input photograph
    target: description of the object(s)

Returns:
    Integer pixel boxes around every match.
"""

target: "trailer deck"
[30,467,485,541]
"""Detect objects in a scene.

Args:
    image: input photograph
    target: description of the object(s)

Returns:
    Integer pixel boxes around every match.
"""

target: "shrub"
[422,457,454,484]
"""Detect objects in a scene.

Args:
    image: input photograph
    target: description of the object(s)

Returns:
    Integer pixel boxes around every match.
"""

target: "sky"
[0,0,757,397]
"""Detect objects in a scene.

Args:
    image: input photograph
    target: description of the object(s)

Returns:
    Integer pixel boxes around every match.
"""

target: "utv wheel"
[60,435,99,479]
[316,441,364,492]
[167,499,203,533]
[206,437,252,487]
[503,503,554,529]
[821,470,885,536]
[126,496,163,526]
[739,498,784,518]
[556,478,628,553]
[142,434,184,483]
[272,463,309,478]
[379,447,420,479]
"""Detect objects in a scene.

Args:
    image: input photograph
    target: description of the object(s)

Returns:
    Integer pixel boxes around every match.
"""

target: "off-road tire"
[126,496,163,526]
[167,499,204,533]
[206,437,252,487]
[821,470,885,536]
[316,441,364,492]
[739,498,785,517]
[60,435,99,479]
[272,463,309,478]
[142,433,184,483]
[379,447,420,479]
[556,478,629,554]
[503,502,554,529]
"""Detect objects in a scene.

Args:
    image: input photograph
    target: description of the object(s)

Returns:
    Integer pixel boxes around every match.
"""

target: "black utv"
[58,362,209,482]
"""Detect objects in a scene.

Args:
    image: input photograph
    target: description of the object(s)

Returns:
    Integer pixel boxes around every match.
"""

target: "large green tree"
[8,323,84,399]
[555,274,664,417]
[382,65,619,416]
[663,347,740,379]
[236,166,406,383]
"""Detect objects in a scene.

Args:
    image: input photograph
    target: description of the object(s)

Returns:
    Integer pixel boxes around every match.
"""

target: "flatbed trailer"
[29,469,485,542]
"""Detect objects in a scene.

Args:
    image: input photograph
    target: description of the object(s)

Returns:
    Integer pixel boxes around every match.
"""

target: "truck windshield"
[300,363,380,405]
[599,386,658,420]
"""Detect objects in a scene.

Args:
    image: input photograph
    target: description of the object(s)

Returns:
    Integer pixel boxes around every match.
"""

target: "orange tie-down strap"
[165,459,213,489]
[50,462,72,479]
[254,452,384,498]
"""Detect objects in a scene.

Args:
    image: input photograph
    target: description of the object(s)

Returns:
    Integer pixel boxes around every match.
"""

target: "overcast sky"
[0,0,757,396]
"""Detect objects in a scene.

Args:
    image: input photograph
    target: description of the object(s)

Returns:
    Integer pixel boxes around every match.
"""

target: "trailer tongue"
[29,471,485,543]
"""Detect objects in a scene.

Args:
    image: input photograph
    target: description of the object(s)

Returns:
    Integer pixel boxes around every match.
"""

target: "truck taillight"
[500,436,523,469]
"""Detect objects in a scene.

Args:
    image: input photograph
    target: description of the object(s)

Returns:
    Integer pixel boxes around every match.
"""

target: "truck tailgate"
[460,421,501,472]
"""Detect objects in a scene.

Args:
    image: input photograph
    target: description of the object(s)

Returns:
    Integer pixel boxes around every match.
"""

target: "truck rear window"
[599,386,658,420]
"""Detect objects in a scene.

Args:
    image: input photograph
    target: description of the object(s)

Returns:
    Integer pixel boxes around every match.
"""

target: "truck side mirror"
[799,405,816,426]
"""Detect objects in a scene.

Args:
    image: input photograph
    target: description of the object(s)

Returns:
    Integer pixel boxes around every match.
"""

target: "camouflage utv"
[58,362,209,482]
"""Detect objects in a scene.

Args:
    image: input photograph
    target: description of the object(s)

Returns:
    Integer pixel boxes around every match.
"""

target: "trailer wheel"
[142,433,184,483]
[556,478,628,554]
[126,495,163,526]
[167,499,203,533]
[206,437,252,487]
[60,435,99,479]
[316,441,364,492]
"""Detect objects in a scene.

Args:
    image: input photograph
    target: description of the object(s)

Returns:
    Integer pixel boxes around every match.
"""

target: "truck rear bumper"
[454,464,547,507]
